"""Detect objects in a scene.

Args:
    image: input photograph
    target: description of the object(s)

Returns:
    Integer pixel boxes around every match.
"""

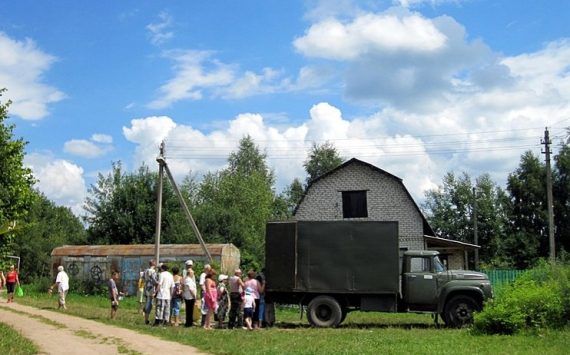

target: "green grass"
[0,322,40,355]
[8,292,570,355]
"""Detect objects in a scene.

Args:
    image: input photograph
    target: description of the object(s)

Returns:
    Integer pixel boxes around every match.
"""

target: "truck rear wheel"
[443,295,480,328]
[307,296,342,328]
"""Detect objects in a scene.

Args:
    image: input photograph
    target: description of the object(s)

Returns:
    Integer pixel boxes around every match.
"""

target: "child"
[243,287,256,330]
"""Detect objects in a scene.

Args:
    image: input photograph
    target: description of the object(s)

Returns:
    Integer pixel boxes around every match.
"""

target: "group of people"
[1,265,20,303]
[136,259,274,330]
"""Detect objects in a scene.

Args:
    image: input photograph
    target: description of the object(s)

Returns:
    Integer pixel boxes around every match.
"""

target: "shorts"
[244,307,254,319]
[171,297,182,316]
[6,282,15,294]
[111,301,119,310]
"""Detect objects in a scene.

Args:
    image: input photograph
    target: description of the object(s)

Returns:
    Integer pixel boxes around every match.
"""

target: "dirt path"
[0,300,210,355]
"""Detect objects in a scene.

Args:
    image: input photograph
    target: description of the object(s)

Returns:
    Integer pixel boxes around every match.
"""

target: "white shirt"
[56,271,69,292]
[183,272,197,300]
[199,272,207,292]
[156,271,174,300]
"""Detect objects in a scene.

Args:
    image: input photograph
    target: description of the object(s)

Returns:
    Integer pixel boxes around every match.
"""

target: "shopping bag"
[16,285,24,297]
[193,300,201,322]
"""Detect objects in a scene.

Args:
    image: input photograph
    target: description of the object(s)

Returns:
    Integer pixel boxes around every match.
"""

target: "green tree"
[303,141,344,182]
[14,192,86,283]
[503,150,548,269]
[0,89,37,266]
[194,136,275,264]
[422,172,509,266]
[553,142,570,254]
[83,162,187,245]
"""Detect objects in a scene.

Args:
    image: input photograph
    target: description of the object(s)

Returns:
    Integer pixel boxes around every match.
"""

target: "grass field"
[0,322,40,355]
[4,292,570,355]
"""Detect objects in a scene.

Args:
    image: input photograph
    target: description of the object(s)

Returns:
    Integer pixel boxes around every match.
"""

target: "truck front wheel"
[307,296,343,328]
[443,295,480,328]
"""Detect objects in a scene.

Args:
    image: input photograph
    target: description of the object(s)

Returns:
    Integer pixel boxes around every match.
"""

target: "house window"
[342,190,368,218]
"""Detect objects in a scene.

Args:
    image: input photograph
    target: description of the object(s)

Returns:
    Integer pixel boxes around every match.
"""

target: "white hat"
[218,274,228,282]
[185,260,193,266]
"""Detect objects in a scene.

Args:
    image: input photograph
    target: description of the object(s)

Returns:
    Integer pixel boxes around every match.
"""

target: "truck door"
[403,256,438,310]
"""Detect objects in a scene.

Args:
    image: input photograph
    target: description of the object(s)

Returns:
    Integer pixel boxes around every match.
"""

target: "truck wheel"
[307,296,343,328]
[443,295,480,328]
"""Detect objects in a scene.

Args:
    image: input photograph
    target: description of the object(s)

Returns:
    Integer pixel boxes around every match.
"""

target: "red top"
[6,270,18,283]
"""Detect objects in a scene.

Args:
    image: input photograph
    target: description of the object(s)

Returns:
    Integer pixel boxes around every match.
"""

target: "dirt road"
[0,301,210,355]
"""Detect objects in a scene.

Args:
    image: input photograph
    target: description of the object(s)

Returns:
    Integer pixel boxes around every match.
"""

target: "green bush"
[473,259,570,335]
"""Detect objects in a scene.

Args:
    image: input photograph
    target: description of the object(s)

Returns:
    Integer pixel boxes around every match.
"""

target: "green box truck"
[265,220,493,328]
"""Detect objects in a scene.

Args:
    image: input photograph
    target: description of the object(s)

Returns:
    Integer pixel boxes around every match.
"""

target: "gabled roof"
[294,158,436,236]
[424,235,480,250]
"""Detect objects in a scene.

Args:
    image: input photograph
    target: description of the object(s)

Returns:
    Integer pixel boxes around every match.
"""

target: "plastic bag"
[16,285,24,297]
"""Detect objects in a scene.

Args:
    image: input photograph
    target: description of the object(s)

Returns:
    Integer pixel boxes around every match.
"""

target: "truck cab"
[401,250,493,327]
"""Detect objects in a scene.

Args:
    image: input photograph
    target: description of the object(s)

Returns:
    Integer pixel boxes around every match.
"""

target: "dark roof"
[424,235,480,250]
[294,158,435,236]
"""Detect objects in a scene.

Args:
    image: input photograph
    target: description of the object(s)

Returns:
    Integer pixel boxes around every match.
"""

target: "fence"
[480,270,526,288]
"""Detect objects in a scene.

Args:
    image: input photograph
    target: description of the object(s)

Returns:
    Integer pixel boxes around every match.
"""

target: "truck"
[264,220,493,328]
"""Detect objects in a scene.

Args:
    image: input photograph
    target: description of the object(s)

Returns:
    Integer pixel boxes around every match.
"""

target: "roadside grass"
[9,292,570,355]
[0,322,40,355]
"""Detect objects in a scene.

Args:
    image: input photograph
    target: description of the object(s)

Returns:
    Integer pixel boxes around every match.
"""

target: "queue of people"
[139,259,272,330]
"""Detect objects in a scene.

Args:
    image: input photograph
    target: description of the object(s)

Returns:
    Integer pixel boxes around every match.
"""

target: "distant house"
[293,158,478,270]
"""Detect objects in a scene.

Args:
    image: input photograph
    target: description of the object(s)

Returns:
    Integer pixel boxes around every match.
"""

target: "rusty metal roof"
[51,244,234,257]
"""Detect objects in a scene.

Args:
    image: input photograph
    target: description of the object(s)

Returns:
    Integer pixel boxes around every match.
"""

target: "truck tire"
[307,296,343,328]
[443,295,480,328]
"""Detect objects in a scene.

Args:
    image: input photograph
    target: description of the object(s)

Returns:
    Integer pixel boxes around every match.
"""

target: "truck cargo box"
[266,220,399,294]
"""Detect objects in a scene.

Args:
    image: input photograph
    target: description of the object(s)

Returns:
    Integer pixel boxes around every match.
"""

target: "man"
[108,270,120,320]
[199,264,211,327]
[50,265,69,310]
[143,259,159,325]
[228,268,245,329]
[154,263,174,326]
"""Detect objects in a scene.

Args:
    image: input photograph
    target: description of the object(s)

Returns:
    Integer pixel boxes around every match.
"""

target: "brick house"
[293,158,478,270]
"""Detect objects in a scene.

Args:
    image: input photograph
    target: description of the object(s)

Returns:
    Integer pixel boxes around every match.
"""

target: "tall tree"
[14,192,86,283]
[553,142,570,254]
[83,162,186,245]
[303,141,344,182]
[422,172,509,266]
[194,136,275,263]
[503,150,548,269]
[0,89,37,266]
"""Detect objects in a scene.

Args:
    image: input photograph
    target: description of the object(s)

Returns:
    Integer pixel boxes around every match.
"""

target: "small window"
[342,190,368,218]
[410,257,432,273]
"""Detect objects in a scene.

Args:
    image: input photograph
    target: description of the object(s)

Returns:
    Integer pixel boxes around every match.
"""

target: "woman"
[203,269,218,330]
[216,274,229,329]
[244,270,263,329]
[5,265,19,303]
[182,260,197,327]
[170,266,183,326]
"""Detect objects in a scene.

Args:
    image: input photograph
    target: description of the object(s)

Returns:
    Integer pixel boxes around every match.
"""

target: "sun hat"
[185,260,193,266]
[245,287,253,295]
[218,274,228,282]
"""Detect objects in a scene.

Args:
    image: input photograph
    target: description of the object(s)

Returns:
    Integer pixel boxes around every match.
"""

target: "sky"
[1,0,570,217]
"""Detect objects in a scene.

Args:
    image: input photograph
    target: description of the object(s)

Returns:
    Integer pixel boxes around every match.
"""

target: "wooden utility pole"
[154,141,165,264]
[541,128,555,262]
[472,187,479,270]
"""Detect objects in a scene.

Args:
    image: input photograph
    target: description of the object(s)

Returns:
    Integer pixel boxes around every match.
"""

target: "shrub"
[473,259,570,335]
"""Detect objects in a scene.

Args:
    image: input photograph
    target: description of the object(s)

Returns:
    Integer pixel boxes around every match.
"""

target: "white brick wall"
[294,162,425,249]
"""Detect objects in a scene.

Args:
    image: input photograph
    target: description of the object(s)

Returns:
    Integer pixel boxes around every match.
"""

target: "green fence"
[481,270,526,288]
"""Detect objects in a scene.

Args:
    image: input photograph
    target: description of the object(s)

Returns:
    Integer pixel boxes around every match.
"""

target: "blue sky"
[1,0,570,216]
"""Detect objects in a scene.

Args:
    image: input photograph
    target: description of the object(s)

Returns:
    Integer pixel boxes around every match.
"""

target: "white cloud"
[26,153,87,216]
[147,11,174,46]
[91,134,113,144]
[147,50,235,109]
[294,13,447,60]
[0,32,65,120]
[63,139,113,158]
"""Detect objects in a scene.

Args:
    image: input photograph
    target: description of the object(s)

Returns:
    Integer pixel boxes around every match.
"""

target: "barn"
[293,158,479,270]
[51,243,240,295]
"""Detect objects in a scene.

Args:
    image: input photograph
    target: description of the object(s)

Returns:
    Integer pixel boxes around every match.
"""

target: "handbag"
[16,285,24,297]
